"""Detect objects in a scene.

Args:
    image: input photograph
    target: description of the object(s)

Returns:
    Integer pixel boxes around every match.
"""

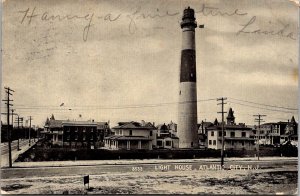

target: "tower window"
[179,91,181,95]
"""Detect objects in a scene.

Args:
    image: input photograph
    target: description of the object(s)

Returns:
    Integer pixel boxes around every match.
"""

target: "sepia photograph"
[1,0,299,194]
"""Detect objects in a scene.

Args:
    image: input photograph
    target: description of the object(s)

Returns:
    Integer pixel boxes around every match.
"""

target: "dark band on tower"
[180,7,197,83]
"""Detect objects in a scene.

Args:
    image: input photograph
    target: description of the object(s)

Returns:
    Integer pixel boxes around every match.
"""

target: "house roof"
[113,121,155,130]
[46,120,108,128]
[207,124,252,131]
[104,135,151,141]
[48,120,63,128]
[227,108,235,119]
[156,123,169,130]
[62,121,98,126]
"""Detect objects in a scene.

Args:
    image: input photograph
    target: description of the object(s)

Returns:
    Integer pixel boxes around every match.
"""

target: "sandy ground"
[11,157,297,168]
[1,165,297,194]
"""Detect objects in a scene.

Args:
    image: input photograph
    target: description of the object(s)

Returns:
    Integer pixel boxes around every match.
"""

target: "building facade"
[207,108,255,150]
[43,115,110,149]
[156,123,179,149]
[104,121,156,150]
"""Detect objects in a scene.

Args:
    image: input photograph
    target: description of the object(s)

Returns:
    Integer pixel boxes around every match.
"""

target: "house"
[156,123,179,149]
[43,114,110,149]
[281,116,298,145]
[197,120,214,148]
[252,116,298,146]
[104,121,157,150]
[206,108,255,150]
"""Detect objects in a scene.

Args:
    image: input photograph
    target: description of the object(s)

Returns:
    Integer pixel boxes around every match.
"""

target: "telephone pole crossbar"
[217,97,227,168]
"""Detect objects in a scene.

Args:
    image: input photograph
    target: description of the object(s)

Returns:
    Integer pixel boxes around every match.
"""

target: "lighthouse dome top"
[181,7,197,28]
[182,6,195,20]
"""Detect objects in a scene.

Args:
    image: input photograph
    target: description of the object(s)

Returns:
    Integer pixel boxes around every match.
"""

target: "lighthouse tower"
[178,7,199,148]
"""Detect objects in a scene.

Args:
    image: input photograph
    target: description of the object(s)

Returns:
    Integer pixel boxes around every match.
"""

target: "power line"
[227,101,297,114]
[10,98,217,110]
[228,97,297,111]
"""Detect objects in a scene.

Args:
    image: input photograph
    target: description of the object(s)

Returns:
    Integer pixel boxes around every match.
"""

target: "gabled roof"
[157,123,169,130]
[113,121,155,130]
[48,120,63,128]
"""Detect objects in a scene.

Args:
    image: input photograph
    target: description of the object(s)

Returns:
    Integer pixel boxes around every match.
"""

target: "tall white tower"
[178,7,199,148]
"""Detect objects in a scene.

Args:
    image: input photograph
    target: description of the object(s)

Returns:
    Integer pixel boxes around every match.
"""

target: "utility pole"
[28,116,33,146]
[11,109,14,128]
[15,116,23,140]
[253,114,266,161]
[2,87,14,168]
[217,97,227,168]
[14,113,21,151]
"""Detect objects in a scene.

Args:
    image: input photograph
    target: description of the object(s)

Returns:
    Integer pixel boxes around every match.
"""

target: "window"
[157,141,163,146]
[213,140,216,145]
[211,131,214,136]
[260,130,264,134]
[241,141,244,146]
[90,134,93,140]
[166,141,171,146]
[150,131,152,136]
[83,129,86,133]
[242,132,246,137]
[129,130,132,136]
[230,132,235,137]
[83,135,86,141]
[218,131,226,137]
[209,140,212,145]
[75,134,78,141]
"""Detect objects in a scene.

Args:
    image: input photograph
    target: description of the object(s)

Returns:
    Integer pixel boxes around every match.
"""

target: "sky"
[1,0,299,127]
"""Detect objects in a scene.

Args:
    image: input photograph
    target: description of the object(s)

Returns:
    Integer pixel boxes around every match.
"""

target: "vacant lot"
[1,166,297,194]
